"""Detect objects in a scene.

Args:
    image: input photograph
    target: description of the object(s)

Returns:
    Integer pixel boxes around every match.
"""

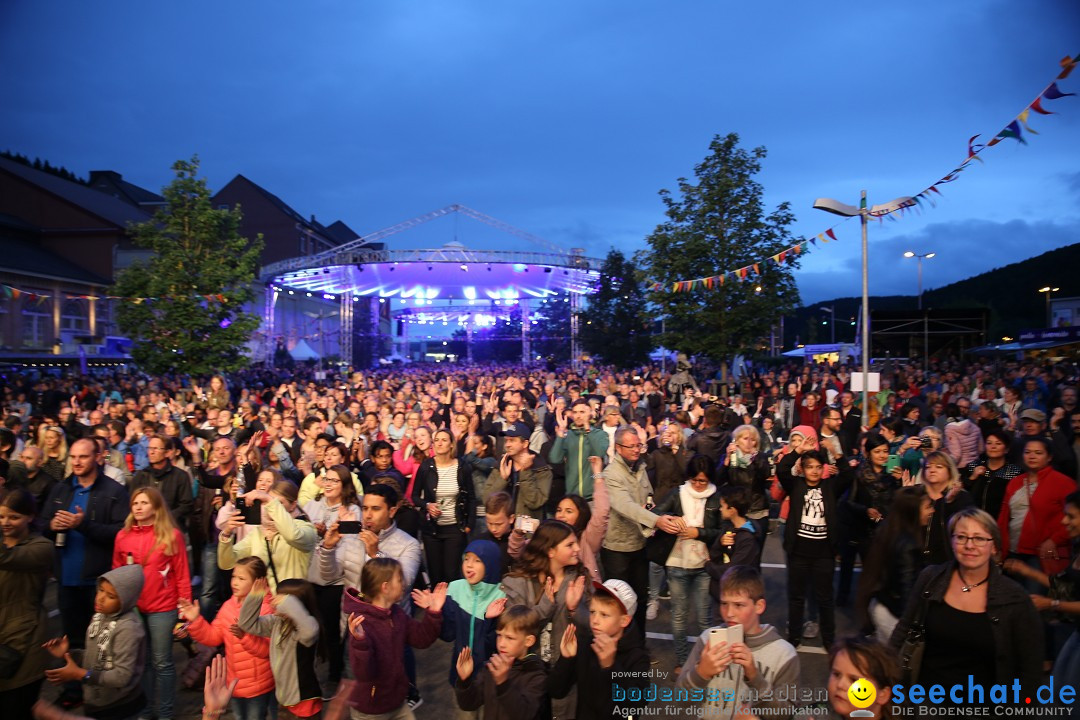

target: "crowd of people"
[0,355,1078,720]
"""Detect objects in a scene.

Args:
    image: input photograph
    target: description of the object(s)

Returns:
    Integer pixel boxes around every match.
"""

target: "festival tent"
[289,339,321,361]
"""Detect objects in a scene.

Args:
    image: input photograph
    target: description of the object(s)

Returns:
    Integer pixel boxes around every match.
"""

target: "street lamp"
[904,250,936,370]
[813,192,914,416]
[1039,286,1060,327]
[820,305,835,343]
[903,251,936,310]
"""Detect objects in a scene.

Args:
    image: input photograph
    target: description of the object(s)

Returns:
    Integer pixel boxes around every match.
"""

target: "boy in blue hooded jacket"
[440,539,507,687]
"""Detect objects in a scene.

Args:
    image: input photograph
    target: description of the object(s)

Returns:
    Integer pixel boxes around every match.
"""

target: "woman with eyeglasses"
[890,507,1042,704]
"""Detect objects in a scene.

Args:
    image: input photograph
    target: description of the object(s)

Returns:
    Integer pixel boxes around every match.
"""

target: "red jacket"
[188,594,274,699]
[998,466,1076,569]
[111,525,193,613]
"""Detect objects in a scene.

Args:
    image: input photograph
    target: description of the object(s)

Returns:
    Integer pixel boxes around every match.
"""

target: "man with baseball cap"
[486,424,552,518]
[1008,408,1076,477]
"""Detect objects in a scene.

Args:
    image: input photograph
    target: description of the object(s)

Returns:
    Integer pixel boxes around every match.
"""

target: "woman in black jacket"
[411,428,475,584]
[890,507,1043,706]
[838,432,899,605]
[856,486,933,642]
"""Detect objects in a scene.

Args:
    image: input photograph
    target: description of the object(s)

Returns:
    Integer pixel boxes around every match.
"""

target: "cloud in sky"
[1,0,1078,308]
[795,217,1080,304]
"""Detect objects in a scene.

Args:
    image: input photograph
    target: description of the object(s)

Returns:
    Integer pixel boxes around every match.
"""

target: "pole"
[860,190,870,419]
[917,257,923,310]
[829,307,835,344]
[661,317,666,373]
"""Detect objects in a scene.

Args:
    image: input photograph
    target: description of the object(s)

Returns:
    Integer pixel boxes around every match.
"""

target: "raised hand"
[347,612,366,641]
[565,575,586,612]
[485,597,507,619]
[544,576,556,604]
[251,577,269,597]
[204,654,239,713]
[589,455,604,477]
[41,635,70,659]
[559,623,578,658]
[499,453,514,480]
[411,588,432,609]
[456,646,474,681]
[487,652,513,685]
[592,632,617,669]
[428,582,448,613]
[177,598,200,623]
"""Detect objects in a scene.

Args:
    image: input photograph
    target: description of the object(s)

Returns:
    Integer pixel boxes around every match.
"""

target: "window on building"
[61,299,88,333]
[21,296,51,348]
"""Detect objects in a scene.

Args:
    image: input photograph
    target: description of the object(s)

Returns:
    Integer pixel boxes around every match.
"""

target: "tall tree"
[580,249,654,368]
[532,294,571,363]
[638,133,800,360]
[112,157,264,375]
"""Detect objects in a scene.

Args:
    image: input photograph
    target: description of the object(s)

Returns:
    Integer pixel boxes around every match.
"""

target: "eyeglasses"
[952,534,993,548]
[617,443,642,450]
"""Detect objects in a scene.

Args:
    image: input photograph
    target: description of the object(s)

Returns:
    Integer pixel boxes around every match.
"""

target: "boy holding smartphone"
[678,566,799,720]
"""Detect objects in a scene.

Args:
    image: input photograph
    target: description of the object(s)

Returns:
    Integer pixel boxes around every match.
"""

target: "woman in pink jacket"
[944,402,984,468]
[179,556,276,720]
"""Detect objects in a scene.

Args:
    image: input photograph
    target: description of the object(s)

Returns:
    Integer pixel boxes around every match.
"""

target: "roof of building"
[222,174,336,242]
[88,170,166,207]
[0,156,152,229]
[325,220,360,244]
[0,227,111,286]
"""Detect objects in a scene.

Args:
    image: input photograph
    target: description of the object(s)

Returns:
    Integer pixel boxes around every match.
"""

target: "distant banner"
[652,53,1077,293]
[0,282,231,304]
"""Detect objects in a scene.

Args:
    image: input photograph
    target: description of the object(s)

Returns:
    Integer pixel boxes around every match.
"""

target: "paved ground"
[41,526,857,718]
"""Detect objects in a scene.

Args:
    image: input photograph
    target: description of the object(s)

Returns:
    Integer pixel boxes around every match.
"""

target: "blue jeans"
[1054,631,1080,688]
[142,610,177,719]
[201,543,223,619]
[231,690,277,720]
[648,562,665,604]
[667,566,711,666]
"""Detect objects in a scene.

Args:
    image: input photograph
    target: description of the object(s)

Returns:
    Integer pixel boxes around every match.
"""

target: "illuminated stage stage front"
[259,206,603,366]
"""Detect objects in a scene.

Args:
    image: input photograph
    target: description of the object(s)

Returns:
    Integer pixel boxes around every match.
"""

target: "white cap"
[593,579,638,618]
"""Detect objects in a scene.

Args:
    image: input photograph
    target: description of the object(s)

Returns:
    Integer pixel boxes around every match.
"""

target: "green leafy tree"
[638,133,801,360]
[532,294,571,363]
[580,249,654,368]
[112,157,264,375]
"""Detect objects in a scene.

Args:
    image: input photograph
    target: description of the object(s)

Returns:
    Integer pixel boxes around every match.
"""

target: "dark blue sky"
[2,1,1078,304]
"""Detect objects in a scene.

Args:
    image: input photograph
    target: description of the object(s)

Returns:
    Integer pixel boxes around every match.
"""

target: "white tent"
[289,339,321,361]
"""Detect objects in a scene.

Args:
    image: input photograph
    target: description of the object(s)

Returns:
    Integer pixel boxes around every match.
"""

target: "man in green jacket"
[548,399,609,500]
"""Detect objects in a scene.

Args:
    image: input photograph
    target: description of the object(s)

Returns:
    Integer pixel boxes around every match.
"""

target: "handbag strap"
[264,537,280,587]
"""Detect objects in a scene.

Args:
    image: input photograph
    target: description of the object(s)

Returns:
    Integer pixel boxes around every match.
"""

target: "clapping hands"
[411,582,448,613]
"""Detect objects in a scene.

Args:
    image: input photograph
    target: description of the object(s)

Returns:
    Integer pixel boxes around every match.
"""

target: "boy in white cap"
[549,579,651,719]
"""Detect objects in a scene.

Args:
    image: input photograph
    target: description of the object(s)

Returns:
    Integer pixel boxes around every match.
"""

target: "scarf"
[732,447,758,469]
[679,481,716,528]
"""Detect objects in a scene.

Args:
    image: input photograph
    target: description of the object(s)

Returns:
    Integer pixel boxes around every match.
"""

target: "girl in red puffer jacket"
[179,557,276,719]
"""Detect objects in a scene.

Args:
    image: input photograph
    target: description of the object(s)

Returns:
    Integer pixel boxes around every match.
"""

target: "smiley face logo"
[848,677,877,709]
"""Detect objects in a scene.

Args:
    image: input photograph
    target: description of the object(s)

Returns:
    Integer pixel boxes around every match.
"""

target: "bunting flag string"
[649,53,1076,294]
[0,282,231,305]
